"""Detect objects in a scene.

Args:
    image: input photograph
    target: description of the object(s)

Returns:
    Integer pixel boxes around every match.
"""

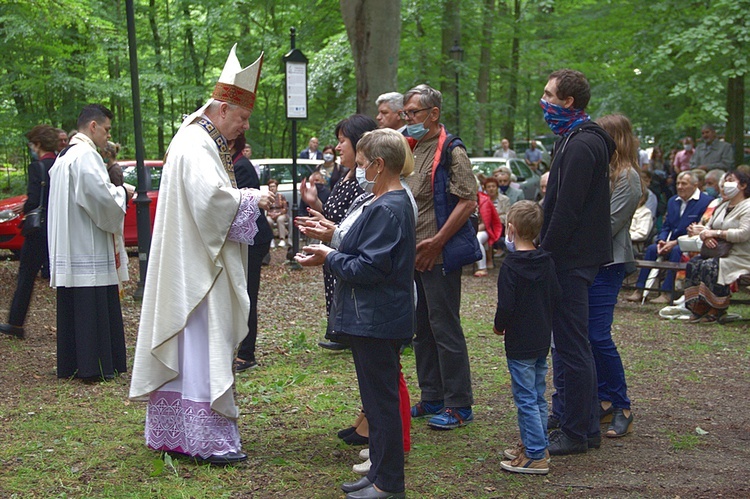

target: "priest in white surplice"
[129,46,271,465]
[48,104,135,381]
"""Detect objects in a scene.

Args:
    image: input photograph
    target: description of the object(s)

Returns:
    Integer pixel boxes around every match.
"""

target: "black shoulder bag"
[21,162,47,237]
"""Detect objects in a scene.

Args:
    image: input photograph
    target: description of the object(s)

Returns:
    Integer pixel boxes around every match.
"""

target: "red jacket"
[478,191,503,246]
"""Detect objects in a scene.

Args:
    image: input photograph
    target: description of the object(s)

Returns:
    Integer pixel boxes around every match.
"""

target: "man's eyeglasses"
[399,108,431,120]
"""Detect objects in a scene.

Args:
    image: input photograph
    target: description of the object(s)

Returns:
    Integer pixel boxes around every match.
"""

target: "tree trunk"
[110,0,125,145]
[726,75,744,168]
[340,0,401,117]
[149,0,165,157]
[440,0,461,134]
[183,4,203,110]
[502,0,520,144]
[474,0,495,155]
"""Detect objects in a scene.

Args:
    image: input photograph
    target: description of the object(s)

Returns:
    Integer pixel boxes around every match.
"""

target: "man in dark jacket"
[232,133,273,371]
[539,69,615,455]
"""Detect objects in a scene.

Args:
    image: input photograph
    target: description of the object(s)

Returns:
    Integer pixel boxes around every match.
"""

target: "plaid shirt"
[404,133,477,264]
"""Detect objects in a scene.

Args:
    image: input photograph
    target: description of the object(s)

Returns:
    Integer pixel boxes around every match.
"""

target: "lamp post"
[125,0,151,299]
[283,27,308,269]
[449,40,464,136]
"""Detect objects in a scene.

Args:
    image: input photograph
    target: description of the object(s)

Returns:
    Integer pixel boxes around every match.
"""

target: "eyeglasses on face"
[399,107,431,120]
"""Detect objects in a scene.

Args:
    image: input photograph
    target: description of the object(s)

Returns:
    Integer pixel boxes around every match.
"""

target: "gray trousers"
[413,267,474,408]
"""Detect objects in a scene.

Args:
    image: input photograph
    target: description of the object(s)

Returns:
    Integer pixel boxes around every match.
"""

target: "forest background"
[1,0,748,170]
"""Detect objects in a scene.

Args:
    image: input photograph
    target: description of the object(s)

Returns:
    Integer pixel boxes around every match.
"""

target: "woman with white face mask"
[297,115,377,354]
[316,144,348,189]
[296,129,416,499]
[684,170,750,323]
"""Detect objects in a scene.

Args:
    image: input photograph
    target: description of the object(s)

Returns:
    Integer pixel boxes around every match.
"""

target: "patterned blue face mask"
[540,99,590,136]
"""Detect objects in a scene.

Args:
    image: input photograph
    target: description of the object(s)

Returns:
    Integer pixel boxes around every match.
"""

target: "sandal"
[474,270,488,278]
[605,408,633,438]
[688,313,706,324]
[698,314,718,323]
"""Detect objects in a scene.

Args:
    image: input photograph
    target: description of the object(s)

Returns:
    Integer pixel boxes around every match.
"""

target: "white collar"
[680,188,700,204]
[69,132,97,151]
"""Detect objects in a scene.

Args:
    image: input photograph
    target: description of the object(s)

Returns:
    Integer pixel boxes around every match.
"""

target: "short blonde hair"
[400,134,414,177]
[507,200,543,242]
[357,128,410,177]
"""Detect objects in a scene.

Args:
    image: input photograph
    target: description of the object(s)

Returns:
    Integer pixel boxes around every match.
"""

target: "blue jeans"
[507,355,549,459]
[589,264,631,409]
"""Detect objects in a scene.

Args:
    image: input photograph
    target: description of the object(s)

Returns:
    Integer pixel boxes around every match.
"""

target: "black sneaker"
[234,358,258,372]
[548,429,588,456]
[588,432,602,449]
[547,414,560,430]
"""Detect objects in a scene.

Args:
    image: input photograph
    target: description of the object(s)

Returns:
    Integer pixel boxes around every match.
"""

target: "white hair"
[376,92,404,112]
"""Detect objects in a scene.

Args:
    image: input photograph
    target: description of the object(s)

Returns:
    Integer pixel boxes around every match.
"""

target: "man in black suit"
[232,133,273,372]
[299,136,323,160]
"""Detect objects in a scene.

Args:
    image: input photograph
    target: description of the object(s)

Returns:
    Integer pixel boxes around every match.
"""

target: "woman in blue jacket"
[296,129,415,499]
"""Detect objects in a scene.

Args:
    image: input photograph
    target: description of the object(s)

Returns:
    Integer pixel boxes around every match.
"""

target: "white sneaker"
[270,240,276,248]
[359,448,369,460]
[352,458,371,475]
[279,239,286,247]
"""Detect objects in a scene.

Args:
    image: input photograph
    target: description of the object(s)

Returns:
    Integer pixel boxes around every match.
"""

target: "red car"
[0,160,163,255]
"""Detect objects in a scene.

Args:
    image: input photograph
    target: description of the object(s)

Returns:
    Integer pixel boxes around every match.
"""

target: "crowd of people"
[2,43,750,497]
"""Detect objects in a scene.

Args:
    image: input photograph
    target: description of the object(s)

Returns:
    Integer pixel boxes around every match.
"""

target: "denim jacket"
[324,190,415,340]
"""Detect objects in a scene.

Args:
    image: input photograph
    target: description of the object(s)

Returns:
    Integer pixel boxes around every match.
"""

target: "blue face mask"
[323,153,334,162]
[406,113,431,140]
[505,225,516,252]
[499,185,510,193]
[704,186,718,198]
[356,160,376,193]
[406,123,428,140]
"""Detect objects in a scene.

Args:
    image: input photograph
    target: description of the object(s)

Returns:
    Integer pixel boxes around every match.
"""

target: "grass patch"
[1,259,750,497]
[667,431,702,451]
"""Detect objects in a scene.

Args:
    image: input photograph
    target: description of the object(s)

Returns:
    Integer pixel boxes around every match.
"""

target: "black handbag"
[21,162,47,237]
[700,239,732,259]
[21,206,44,236]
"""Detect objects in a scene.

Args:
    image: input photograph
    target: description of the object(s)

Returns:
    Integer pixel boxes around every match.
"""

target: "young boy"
[493,201,561,475]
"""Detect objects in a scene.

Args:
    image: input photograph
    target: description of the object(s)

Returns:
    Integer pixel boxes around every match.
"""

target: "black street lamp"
[449,40,464,136]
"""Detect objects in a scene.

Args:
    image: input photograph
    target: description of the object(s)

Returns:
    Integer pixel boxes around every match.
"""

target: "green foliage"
[1,0,748,166]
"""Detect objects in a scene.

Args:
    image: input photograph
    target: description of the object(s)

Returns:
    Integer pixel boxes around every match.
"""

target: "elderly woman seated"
[684,170,750,323]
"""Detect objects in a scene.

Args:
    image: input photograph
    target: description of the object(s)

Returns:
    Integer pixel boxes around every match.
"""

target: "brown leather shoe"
[650,294,671,304]
[625,290,643,302]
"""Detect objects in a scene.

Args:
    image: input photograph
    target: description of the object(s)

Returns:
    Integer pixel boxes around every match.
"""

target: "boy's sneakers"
[427,407,473,430]
[410,400,444,419]
[500,451,549,475]
[503,442,525,460]
[504,443,550,462]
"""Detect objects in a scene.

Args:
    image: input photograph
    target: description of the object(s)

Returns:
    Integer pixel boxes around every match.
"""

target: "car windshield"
[122,166,161,190]
[471,158,534,181]
[509,159,534,180]
[257,161,318,185]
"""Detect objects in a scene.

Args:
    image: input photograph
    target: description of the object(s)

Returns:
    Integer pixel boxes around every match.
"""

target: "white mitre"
[211,44,263,111]
[178,44,264,132]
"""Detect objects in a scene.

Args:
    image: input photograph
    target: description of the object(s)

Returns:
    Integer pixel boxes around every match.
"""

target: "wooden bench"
[624,259,688,304]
